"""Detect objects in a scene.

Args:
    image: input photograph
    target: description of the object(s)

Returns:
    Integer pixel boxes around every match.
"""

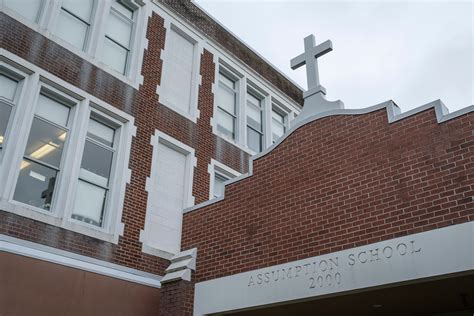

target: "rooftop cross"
[289,34,344,124]
[290,34,332,96]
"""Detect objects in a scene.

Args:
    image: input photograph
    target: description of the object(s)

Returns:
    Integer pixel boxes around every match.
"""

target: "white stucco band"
[194,222,474,315]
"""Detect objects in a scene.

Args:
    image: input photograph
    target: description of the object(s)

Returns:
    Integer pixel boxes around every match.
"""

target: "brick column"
[158,249,197,315]
[158,278,195,316]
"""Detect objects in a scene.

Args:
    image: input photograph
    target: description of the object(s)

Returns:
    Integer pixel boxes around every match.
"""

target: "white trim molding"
[155,9,203,123]
[0,234,162,288]
[140,130,196,259]
[194,222,474,315]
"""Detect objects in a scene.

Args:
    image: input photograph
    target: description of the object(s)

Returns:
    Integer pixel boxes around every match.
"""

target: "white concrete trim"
[0,234,162,288]
[141,130,196,258]
[184,99,473,215]
[194,222,474,315]
[155,9,203,123]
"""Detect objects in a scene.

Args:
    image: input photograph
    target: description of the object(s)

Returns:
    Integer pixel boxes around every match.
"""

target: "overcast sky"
[195,0,473,112]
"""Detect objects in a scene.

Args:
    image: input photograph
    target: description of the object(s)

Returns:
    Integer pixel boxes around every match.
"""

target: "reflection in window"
[4,0,44,23]
[72,118,115,227]
[246,92,263,152]
[55,0,95,50]
[272,108,286,143]
[101,1,135,74]
[13,93,70,210]
[216,72,237,140]
[0,74,19,155]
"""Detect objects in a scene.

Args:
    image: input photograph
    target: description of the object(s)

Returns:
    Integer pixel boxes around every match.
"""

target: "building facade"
[1,1,473,315]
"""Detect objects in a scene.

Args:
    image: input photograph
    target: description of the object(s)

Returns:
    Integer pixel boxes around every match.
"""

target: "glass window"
[0,74,18,101]
[4,0,44,23]
[216,71,237,140]
[55,0,95,50]
[101,1,135,74]
[0,74,18,155]
[246,92,263,152]
[13,93,71,211]
[272,108,286,143]
[72,118,116,227]
[213,173,227,198]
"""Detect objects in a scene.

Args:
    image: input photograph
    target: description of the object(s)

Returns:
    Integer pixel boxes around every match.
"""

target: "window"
[101,1,136,74]
[142,131,196,258]
[55,0,95,50]
[0,58,134,242]
[246,92,263,153]
[0,73,20,156]
[158,24,199,120]
[272,107,287,143]
[208,159,240,200]
[72,117,116,227]
[13,92,72,211]
[216,71,238,140]
[4,0,44,23]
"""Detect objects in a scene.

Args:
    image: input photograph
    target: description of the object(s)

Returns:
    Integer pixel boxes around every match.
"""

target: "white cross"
[291,35,332,95]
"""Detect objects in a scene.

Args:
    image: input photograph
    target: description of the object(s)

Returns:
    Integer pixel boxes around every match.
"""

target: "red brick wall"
[158,280,194,316]
[182,108,474,282]
[0,10,249,275]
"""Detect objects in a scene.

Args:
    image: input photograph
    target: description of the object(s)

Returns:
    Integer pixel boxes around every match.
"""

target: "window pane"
[0,74,18,101]
[214,174,227,198]
[219,73,234,90]
[272,109,285,124]
[247,127,262,152]
[217,109,235,139]
[272,123,285,143]
[247,103,262,130]
[217,85,236,114]
[62,0,94,22]
[87,119,114,147]
[4,0,42,22]
[72,180,106,227]
[102,38,128,74]
[113,1,134,19]
[106,11,133,48]
[0,102,13,149]
[14,159,58,211]
[24,118,67,168]
[80,140,113,186]
[36,94,70,126]
[55,10,89,50]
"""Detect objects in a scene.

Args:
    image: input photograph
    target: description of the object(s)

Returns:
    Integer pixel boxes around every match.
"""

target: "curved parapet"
[184,99,473,214]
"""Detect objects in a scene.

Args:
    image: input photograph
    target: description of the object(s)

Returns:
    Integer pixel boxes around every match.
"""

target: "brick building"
[0,1,473,315]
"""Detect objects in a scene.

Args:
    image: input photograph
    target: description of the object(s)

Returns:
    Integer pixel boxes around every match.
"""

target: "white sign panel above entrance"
[194,222,474,315]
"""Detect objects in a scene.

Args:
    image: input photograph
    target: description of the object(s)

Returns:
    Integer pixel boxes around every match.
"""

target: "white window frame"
[211,62,247,148]
[0,64,30,164]
[140,130,196,259]
[0,52,135,244]
[1,0,148,88]
[208,159,241,200]
[157,22,202,123]
[269,99,291,145]
[245,83,269,154]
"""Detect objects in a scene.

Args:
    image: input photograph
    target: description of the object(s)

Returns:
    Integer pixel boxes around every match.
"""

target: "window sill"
[156,97,200,124]
[212,129,254,156]
[0,199,121,244]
